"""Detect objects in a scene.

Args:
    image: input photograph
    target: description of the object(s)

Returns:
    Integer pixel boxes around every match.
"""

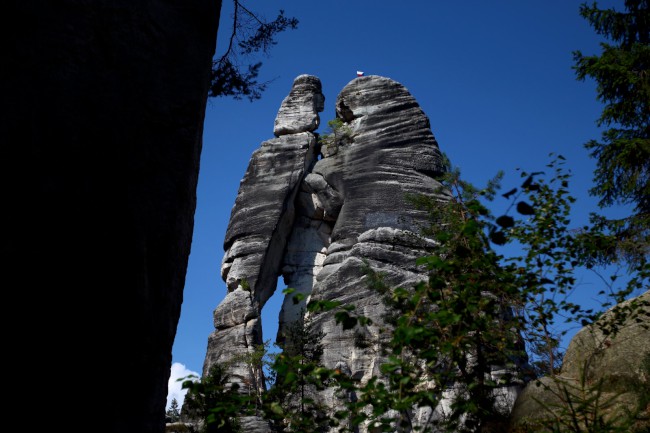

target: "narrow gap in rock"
[260,276,285,379]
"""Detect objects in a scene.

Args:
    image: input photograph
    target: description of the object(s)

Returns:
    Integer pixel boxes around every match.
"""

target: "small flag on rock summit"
[356,71,364,77]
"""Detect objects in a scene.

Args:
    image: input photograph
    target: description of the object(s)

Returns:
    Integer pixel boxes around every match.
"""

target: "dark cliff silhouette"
[3,2,220,432]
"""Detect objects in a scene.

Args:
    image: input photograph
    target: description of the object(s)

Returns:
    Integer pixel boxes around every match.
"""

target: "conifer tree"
[210,1,298,100]
[573,0,649,262]
[166,398,181,423]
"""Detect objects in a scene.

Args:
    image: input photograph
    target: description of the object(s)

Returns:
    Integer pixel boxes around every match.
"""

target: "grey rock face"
[221,132,319,299]
[283,78,450,417]
[199,76,325,432]
[315,76,447,244]
[202,75,524,432]
[208,130,321,382]
[5,3,219,433]
[274,74,325,136]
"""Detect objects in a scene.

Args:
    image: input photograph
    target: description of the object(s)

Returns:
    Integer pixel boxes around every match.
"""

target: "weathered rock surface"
[4,2,220,433]
[195,75,324,432]
[301,76,523,431]
[201,75,526,432]
[306,73,448,374]
[509,290,650,432]
[274,74,325,136]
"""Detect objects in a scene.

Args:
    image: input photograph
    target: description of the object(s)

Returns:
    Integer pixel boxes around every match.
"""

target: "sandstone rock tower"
[200,74,522,431]
[199,75,325,431]
[202,71,446,377]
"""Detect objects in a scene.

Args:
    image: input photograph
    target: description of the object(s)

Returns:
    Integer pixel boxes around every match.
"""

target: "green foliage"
[492,156,647,377]
[181,364,251,433]
[528,338,564,378]
[175,153,644,433]
[525,355,650,433]
[210,1,299,101]
[572,0,650,264]
[231,340,274,408]
[573,0,650,212]
[263,314,336,433]
[505,158,585,377]
[338,159,525,433]
[318,118,354,155]
[166,397,181,423]
[182,306,340,433]
[335,154,648,433]
[180,161,647,433]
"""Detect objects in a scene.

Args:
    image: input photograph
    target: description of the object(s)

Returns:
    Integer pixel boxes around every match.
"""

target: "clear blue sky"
[167,0,630,408]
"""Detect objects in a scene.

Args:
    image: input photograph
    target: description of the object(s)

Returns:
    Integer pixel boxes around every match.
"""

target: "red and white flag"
[356,71,364,77]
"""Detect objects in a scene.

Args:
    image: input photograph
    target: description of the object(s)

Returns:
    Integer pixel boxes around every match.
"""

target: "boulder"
[509,290,650,432]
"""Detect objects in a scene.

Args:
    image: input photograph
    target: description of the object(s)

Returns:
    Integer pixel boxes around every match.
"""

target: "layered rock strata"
[202,74,324,394]
[303,75,448,378]
[202,74,525,432]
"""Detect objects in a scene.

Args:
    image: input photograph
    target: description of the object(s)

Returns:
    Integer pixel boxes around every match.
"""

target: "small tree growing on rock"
[166,398,181,423]
[318,118,353,157]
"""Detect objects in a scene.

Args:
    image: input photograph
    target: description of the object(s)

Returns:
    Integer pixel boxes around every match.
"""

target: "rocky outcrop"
[201,75,526,432]
[4,2,220,433]
[297,76,525,431]
[274,74,325,136]
[202,74,444,380]
[509,290,650,432]
[296,77,451,425]
[194,75,324,431]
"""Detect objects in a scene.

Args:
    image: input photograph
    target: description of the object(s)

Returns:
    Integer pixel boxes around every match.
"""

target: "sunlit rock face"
[296,74,449,374]
[297,76,452,430]
[199,75,324,433]
[204,131,320,384]
[274,74,325,136]
[202,75,526,432]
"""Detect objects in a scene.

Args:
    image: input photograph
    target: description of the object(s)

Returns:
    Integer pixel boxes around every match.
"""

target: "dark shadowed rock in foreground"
[4,2,220,432]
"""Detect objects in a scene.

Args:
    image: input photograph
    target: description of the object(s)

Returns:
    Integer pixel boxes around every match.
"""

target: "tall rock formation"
[199,75,324,432]
[4,2,220,432]
[201,74,524,432]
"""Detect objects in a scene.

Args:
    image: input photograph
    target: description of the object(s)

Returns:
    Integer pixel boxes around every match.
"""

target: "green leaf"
[490,230,507,245]
[335,311,358,330]
[284,371,298,384]
[307,299,341,312]
[496,215,515,228]
[516,201,535,215]
[521,172,544,190]
[502,187,517,199]
[270,402,284,416]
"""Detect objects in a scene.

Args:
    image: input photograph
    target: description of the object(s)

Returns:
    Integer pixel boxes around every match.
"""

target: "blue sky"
[167,0,630,409]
